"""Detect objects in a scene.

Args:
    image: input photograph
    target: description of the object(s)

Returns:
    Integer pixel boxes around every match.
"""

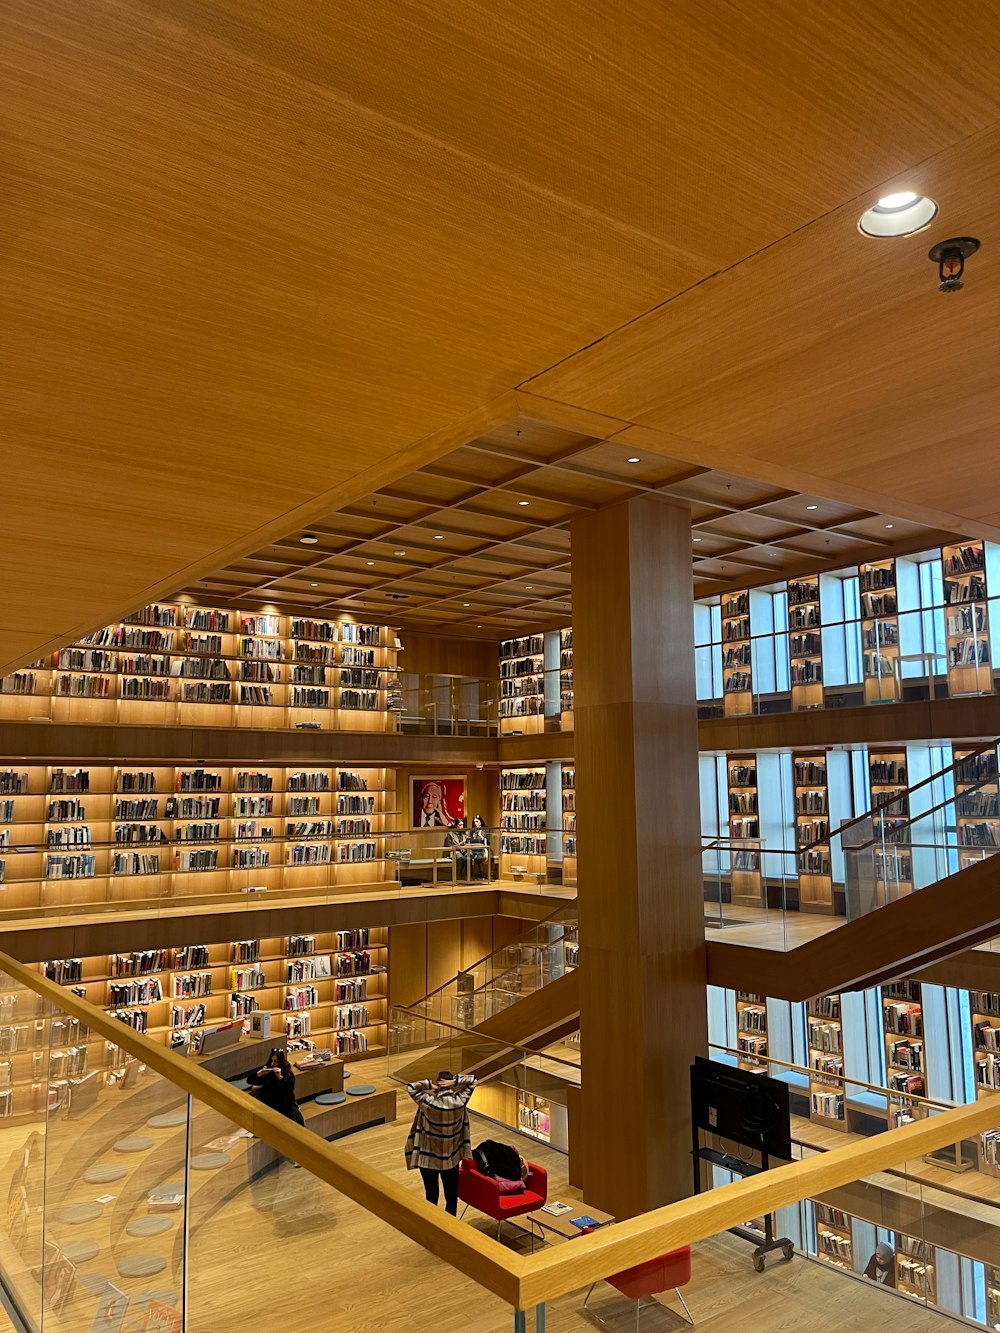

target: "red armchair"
[458,1157,548,1247]
[583,1246,693,1329]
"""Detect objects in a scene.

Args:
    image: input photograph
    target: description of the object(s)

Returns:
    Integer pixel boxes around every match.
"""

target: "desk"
[529,1203,614,1240]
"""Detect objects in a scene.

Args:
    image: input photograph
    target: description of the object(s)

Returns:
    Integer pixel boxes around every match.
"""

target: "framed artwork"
[411,776,466,829]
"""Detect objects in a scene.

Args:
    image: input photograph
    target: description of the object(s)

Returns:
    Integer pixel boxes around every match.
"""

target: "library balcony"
[2,946,998,1333]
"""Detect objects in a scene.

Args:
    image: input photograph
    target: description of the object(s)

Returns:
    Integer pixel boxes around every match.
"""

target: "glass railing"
[9,946,1000,1329]
[0,824,576,925]
[704,738,1000,946]
[696,594,1000,720]
[404,911,578,1030]
[705,1043,1000,1326]
[397,673,498,736]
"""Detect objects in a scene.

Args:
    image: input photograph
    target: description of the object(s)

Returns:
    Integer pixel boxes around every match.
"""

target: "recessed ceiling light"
[693,537,702,542]
[433,534,444,540]
[626,456,641,464]
[524,586,533,591]
[309,582,318,588]
[366,560,375,566]
[463,603,470,608]
[859,192,938,238]
[394,550,406,557]
[806,504,818,511]
[885,523,894,529]
[517,500,530,507]
[300,533,318,545]
[477,624,483,629]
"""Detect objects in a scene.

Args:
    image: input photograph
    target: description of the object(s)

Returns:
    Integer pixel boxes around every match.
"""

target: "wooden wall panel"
[388,922,430,1008]
[401,632,498,682]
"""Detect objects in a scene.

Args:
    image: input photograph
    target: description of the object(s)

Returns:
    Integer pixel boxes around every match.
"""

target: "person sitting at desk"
[467,814,491,881]
[246,1048,305,1126]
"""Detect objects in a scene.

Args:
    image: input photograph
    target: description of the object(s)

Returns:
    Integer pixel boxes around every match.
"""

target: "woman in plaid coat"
[405,1070,477,1215]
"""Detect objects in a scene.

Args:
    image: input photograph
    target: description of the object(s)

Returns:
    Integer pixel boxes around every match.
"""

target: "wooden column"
[572,494,707,1217]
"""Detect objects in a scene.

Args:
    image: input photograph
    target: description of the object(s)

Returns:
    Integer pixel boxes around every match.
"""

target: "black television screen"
[690,1056,792,1162]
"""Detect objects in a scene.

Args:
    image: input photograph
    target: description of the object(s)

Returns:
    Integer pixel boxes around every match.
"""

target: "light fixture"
[885,523,894,529]
[693,537,702,543]
[433,534,444,540]
[517,500,530,507]
[366,560,375,566]
[463,603,470,608]
[626,456,641,464]
[858,191,938,238]
[806,504,818,511]
[309,582,318,588]
[394,550,406,557]
[300,533,318,545]
[524,586,533,591]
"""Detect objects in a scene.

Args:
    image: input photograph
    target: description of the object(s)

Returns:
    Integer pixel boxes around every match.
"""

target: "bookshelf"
[894,1232,936,1305]
[882,980,926,1114]
[814,1203,853,1271]
[942,541,997,696]
[794,751,833,914]
[869,749,913,900]
[787,578,823,711]
[517,1090,552,1143]
[735,991,767,1071]
[727,756,762,909]
[955,748,1000,869]
[35,929,388,1062]
[859,559,900,703]
[971,991,1000,1112]
[561,764,576,885]
[988,1267,1000,1330]
[721,591,753,717]
[559,628,574,726]
[499,766,546,879]
[0,764,397,913]
[0,603,403,732]
[498,635,545,735]
[807,994,845,1129]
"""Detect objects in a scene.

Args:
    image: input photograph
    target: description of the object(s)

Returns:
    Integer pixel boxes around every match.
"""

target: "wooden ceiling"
[179,416,960,632]
[3,2,1000,666]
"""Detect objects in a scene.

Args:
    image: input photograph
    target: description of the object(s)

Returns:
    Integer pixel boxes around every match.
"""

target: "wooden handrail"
[7,950,1000,1313]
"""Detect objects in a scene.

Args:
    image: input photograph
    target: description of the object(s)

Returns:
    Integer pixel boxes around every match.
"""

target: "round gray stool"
[126,1217,173,1238]
[346,1083,376,1096]
[56,1203,103,1225]
[61,1239,99,1264]
[147,1110,187,1129]
[83,1164,127,1185]
[114,1136,155,1154]
[117,1255,167,1279]
[316,1092,346,1106]
[190,1152,229,1171]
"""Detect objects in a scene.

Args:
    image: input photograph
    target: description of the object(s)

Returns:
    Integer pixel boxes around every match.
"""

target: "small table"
[529,1203,614,1240]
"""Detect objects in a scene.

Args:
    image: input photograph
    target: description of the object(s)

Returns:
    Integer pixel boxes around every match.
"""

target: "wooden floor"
[0,1068,967,1333]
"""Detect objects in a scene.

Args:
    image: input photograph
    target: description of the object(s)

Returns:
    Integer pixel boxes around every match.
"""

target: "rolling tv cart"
[690,1056,795,1272]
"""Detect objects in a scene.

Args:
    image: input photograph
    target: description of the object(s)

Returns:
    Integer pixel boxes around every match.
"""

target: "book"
[569,1214,601,1229]
[541,1201,572,1216]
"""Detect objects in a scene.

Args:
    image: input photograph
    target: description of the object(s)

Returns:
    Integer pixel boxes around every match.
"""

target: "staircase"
[708,737,1000,999]
[390,908,580,1085]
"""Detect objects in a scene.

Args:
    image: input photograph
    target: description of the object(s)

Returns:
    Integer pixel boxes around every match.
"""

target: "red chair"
[457,1157,548,1247]
[583,1246,693,1329]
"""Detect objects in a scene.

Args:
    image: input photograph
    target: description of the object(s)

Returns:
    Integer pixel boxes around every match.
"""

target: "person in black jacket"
[247,1049,305,1126]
